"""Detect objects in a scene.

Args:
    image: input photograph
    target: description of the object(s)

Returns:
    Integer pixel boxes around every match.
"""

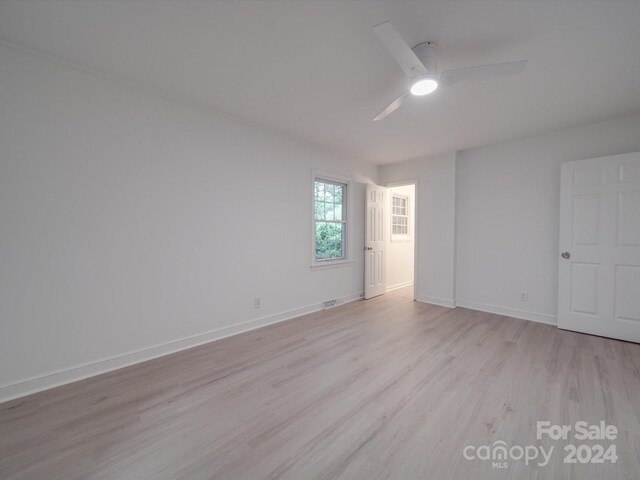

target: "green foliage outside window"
[316,222,344,260]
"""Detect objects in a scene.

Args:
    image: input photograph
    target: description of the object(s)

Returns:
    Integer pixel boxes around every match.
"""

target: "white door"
[365,183,387,299]
[558,152,640,343]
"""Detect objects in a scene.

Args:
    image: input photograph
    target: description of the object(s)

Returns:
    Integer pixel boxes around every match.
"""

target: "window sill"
[311,259,354,270]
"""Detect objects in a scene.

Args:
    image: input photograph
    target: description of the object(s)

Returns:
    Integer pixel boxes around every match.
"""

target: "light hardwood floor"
[1,287,640,479]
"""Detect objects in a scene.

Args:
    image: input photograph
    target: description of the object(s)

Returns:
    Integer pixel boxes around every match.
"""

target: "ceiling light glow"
[410,78,438,96]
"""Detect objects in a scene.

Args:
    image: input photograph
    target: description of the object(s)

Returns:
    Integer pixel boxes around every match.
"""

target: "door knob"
[561,251,571,259]
[364,246,373,251]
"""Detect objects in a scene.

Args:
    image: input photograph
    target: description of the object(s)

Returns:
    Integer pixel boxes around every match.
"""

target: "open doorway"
[385,183,416,299]
[364,182,417,300]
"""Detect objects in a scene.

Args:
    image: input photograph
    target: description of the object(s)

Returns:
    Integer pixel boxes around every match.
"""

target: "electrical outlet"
[254,297,261,309]
[520,291,528,302]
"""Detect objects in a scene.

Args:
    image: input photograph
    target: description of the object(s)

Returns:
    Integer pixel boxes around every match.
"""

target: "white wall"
[386,184,415,291]
[456,114,640,323]
[379,115,640,321]
[379,152,457,307]
[0,44,377,401]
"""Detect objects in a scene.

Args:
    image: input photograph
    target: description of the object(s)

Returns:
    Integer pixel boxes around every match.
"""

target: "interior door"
[364,183,387,299]
[558,152,640,342]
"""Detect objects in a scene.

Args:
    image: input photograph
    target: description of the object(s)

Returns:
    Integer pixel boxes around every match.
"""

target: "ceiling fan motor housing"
[412,41,438,78]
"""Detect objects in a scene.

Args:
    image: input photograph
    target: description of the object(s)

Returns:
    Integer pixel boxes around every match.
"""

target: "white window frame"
[391,194,410,241]
[311,171,353,268]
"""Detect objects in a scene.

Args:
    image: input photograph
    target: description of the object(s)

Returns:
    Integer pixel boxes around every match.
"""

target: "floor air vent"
[322,298,344,310]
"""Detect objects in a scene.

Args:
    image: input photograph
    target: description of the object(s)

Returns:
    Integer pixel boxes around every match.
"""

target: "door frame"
[382,179,419,301]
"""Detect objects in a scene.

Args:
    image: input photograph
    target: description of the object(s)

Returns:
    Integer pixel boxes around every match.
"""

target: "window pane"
[325,184,335,203]
[334,185,343,204]
[315,181,324,201]
[392,214,408,235]
[392,196,406,215]
[326,204,335,220]
[315,221,344,261]
[333,204,342,221]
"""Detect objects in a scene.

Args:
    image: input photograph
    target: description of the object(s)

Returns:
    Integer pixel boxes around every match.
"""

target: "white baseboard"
[386,281,414,293]
[415,294,456,308]
[455,299,557,325]
[0,292,363,404]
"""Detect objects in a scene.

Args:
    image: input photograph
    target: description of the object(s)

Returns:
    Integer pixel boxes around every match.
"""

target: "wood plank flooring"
[1,287,640,479]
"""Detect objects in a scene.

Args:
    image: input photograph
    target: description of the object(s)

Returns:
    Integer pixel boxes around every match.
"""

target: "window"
[392,195,409,236]
[314,177,347,263]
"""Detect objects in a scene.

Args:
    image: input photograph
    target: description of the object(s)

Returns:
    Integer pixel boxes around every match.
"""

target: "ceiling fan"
[372,21,528,121]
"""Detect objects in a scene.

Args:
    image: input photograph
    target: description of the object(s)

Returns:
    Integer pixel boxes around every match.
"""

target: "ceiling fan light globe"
[410,78,438,96]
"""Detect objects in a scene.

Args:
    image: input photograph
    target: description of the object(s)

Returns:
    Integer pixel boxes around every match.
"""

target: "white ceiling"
[1,0,639,164]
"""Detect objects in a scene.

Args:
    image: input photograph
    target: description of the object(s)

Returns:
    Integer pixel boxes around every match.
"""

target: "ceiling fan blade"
[373,92,409,121]
[439,60,528,87]
[372,21,427,78]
